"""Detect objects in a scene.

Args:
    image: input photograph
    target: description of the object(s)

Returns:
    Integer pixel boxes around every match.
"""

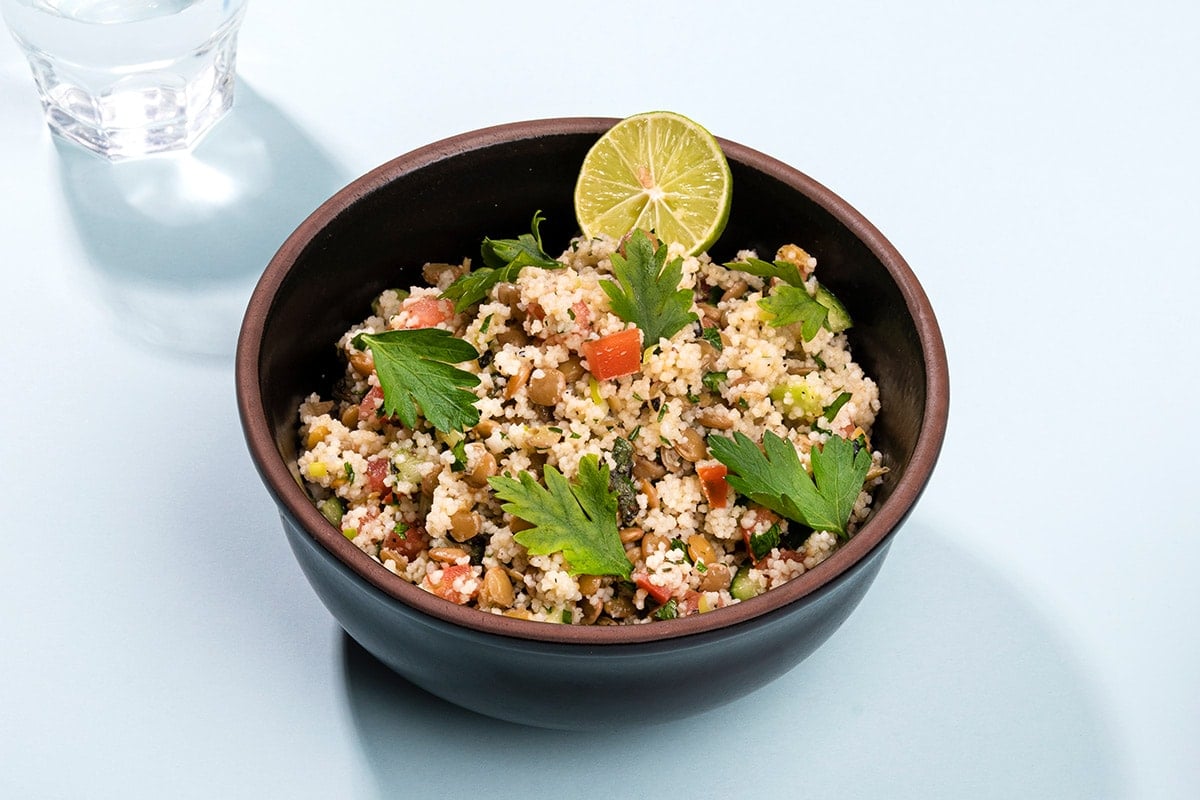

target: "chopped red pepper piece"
[633,570,673,605]
[582,328,643,380]
[426,563,478,605]
[696,462,729,509]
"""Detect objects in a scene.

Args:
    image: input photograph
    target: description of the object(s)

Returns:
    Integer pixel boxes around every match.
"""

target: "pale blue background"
[2,2,1197,798]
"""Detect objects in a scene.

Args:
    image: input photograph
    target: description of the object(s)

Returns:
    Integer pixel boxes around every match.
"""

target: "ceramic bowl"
[236,117,949,730]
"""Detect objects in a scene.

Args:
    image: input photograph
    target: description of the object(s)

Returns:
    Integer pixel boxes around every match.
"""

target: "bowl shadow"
[340,521,1126,799]
[52,81,351,361]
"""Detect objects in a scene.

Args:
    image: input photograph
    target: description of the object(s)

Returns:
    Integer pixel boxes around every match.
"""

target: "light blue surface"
[2,2,1197,797]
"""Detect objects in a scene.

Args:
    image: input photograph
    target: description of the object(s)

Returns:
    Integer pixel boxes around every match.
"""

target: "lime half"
[574,111,732,255]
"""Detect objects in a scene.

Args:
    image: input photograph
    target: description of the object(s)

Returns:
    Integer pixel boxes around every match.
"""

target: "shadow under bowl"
[236,117,949,729]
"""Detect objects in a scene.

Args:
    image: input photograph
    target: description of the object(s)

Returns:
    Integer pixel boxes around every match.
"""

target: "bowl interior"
[240,117,947,643]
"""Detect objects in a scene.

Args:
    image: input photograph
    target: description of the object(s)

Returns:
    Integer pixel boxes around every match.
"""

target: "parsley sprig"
[725,256,807,288]
[725,257,852,341]
[441,211,563,313]
[602,230,698,349]
[707,430,872,539]
[759,287,830,341]
[351,329,481,433]
[488,454,631,578]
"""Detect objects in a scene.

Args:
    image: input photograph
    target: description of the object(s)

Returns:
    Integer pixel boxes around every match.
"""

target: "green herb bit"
[707,430,872,539]
[440,211,563,312]
[668,538,690,560]
[653,598,679,620]
[351,329,481,434]
[601,230,698,349]
[609,436,639,527]
[611,435,634,473]
[561,609,573,624]
[393,521,409,537]
[450,439,468,471]
[748,522,782,560]
[343,462,355,483]
[823,391,853,421]
[700,326,724,352]
[702,371,728,394]
[724,256,806,288]
[489,454,632,579]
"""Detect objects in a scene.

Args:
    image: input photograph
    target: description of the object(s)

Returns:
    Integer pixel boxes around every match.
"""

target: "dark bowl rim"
[235,115,950,646]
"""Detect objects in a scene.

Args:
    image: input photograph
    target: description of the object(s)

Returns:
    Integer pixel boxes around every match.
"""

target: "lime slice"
[574,111,732,255]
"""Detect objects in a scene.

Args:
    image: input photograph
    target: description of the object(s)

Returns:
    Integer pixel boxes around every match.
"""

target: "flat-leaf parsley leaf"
[707,430,872,539]
[601,230,698,349]
[758,285,829,341]
[724,256,806,288]
[488,454,631,578]
[351,329,481,434]
[441,211,562,312]
[725,257,852,340]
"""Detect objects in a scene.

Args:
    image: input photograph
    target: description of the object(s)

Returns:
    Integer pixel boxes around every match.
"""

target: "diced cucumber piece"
[318,497,344,526]
[770,382,824,421]
[814,282,852,332]
[390,451,424,485]
[730,566,760,601]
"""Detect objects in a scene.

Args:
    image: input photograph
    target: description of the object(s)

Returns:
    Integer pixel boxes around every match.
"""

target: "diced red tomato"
[366,456,389,496]
[426,563,478,605]
[401,296,454,329]
[696,462,729,509]
[633,571,673,605]
[834,419,858,438]
[570,301,591,331]
[359,385,384,421]
[582,328,643,380]
[382,525,429,561]
[676,590,703,617]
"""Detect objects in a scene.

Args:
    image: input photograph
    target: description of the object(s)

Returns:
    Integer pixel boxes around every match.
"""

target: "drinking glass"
[1,0,249,160]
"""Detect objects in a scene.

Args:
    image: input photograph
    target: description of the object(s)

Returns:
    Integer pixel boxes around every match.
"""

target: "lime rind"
[574,111,732,255]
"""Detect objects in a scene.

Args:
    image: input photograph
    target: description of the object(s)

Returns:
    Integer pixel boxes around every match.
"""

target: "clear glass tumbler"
[1,0,249,160]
